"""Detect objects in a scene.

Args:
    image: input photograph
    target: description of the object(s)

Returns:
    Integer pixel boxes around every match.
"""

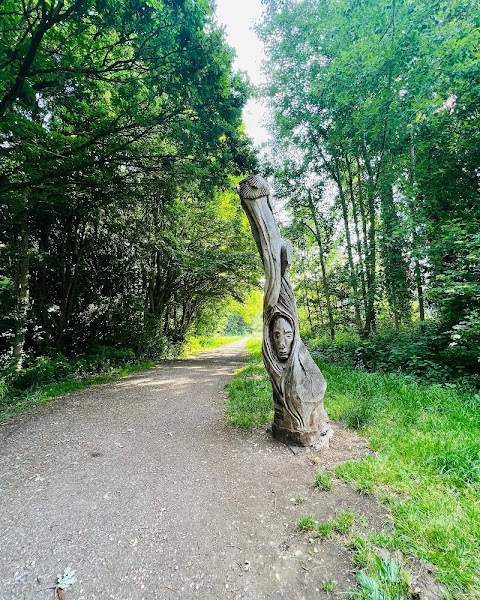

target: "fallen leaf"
[56,587,66,600]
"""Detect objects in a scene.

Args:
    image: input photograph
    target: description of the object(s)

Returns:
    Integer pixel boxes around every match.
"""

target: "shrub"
[308,322,480,390]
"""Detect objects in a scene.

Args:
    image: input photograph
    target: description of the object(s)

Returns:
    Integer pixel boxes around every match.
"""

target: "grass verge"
[226,338,480,598]
[225,336,273,428]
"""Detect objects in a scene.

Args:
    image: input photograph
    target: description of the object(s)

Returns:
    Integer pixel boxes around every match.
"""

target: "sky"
[214,0,270,146]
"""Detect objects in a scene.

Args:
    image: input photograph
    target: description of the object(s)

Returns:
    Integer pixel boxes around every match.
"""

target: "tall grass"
[226,338,480,597]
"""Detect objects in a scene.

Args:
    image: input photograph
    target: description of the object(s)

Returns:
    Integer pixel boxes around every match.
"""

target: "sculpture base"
[272,422,333,449]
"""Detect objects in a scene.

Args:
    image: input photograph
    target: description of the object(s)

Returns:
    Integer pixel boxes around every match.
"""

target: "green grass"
[313,469,333,491]
[296,515,317,531]
[182,334,244,356]
[226,338,480,598]
[225,336,273,428]
[315,520,333,540]
[0,361,156,422]
[296,511,356,540]
[331,510,356,534]
[321,578,337,594]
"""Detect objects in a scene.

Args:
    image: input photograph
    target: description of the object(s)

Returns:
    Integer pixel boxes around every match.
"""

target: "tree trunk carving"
[238,174,332,447]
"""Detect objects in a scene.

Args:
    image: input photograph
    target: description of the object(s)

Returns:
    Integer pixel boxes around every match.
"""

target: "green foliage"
[309,325,480,390]
[182,335,243,356]
[222,289,263,336]
[0,0,259,369]
[313,469,333,491]
[259,0,480,374]
[296,515,316,531]
[4,347,137,392]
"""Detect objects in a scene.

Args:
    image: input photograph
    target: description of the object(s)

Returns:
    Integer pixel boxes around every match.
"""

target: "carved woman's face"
[272,316,294,362]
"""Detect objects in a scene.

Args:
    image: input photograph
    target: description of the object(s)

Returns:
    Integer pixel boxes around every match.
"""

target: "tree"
[0,0,259,365]
[259,0,480,369]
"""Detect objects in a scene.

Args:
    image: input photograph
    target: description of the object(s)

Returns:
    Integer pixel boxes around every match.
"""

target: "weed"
[296,515,316,531]
[313,512,356,540]
[294,495,306,504]
[313,469,333,491]
[331,511,355,534]
[354,554,411,600]
[321,578,337,594]
[348,535,371,569]
[315,521,332,540]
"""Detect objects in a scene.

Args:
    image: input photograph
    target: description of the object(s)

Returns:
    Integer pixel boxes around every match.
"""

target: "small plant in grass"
[315,521,332,540]
[314,511,356,540]
[332,511,355,534]
[313,469,332,491]
[354,555,410,600]
[296,515,316,531]
[321,578,337,594]
[348,536,412,599]
[348,535,371,568]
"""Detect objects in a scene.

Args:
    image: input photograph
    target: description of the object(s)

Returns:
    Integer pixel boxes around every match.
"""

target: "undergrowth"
[226,338,480,598]
[309,325,480,390]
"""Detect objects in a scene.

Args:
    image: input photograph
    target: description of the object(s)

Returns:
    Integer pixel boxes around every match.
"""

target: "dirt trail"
[0,339,391,600]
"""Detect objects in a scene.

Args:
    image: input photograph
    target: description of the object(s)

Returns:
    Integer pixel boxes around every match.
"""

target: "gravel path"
[0,339,390,600]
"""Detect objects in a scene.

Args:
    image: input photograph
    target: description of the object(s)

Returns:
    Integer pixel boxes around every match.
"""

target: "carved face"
[272,316,294,362]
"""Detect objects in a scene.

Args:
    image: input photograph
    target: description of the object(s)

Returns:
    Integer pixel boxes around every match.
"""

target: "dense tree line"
[0,0,259,371]
[259,0,479,384]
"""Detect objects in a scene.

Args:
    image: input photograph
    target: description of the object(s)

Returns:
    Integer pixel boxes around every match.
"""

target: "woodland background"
[260,0,479,389]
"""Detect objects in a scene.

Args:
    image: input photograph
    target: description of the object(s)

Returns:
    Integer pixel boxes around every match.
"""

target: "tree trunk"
[346,158,368,316]
[409,138,425,323]
[414,257,425,323]
[35,224,53,345]
[361,145,377,337]
[55,218,85,350]
[334,159,363,336]
[306,191,335,340]
[301,274,314,333]
[12,225,30,370]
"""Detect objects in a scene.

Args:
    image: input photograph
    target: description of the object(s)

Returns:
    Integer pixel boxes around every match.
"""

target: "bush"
[308,323,480,390]
[2,346,142,396]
